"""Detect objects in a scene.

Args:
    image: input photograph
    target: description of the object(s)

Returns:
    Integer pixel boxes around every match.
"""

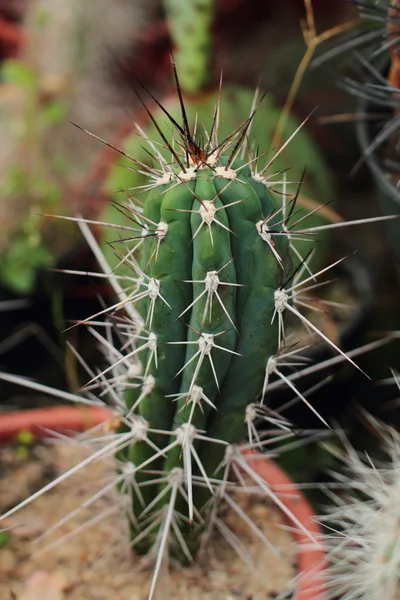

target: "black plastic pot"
[356,93,400,267]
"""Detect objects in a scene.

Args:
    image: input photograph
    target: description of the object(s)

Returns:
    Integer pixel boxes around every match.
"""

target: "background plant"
[321,408,400,600]
[0,58,70,293]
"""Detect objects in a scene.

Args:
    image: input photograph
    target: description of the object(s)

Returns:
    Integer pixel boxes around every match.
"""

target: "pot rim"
[0,405,326,600]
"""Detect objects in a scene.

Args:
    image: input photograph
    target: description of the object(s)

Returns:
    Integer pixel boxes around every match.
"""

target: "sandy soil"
[0,440,297,599]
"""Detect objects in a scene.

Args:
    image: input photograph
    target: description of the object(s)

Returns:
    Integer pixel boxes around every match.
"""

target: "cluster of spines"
[321,413,400,600]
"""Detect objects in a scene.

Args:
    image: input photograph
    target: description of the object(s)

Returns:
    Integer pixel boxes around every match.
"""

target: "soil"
[0,440,297,600]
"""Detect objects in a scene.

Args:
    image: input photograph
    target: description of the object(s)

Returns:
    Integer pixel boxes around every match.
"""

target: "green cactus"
[163,0,215,93]
[84,77,360,567]
[118,145,290,556]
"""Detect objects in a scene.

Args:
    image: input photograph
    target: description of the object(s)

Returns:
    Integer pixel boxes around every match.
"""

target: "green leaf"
[1,60,37,89]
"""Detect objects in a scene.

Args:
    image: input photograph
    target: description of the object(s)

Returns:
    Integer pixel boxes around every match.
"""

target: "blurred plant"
[321,406,400,600]
[14,428,35,460]
[272,0,359,147]
[0,529,10,548]
[317,1,400,267]
[163,0,215,94]
[0,58,71,293]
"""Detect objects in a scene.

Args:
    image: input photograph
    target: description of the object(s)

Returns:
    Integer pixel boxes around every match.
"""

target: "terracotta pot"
[242,447,326,600]
[0,405,326,599]
[0,405,113,444]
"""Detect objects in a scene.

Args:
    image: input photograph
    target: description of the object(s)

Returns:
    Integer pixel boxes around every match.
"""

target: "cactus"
[321,409,400,600]
[163,0,215,93]
[117,142,291,559]
[102,85,342,286]
[105,86,335,274]
[82,70,363,566]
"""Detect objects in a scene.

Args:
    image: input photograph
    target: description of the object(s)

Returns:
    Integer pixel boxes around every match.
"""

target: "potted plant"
[0,61,351,599]
[2,0,398,591]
